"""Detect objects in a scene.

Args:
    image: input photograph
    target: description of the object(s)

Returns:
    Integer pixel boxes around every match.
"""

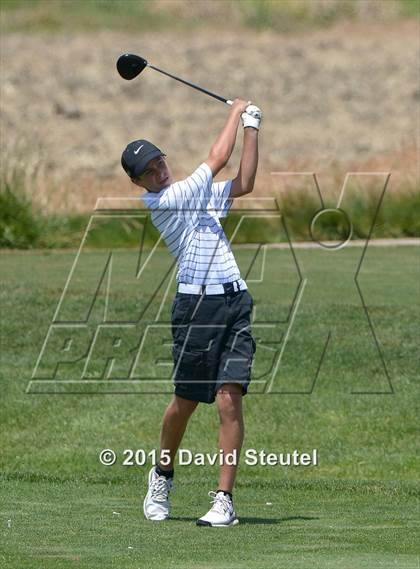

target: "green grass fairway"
[1,477,418,569]
[1,245,419,568]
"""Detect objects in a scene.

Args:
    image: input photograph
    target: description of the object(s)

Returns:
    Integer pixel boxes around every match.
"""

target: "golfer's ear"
[130,177,141,187]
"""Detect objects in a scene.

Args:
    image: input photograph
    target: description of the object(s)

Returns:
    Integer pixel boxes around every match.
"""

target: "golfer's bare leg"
[216,383,244,493]
[158,395,199,471]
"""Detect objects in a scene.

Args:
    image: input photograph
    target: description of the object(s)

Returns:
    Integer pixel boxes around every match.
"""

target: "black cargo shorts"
[171,287,256,404]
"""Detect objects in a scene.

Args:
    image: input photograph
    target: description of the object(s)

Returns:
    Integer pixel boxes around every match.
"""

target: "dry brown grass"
[1,16,418,213]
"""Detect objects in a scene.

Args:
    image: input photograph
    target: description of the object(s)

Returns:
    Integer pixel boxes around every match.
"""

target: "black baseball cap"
[121,139,164,179]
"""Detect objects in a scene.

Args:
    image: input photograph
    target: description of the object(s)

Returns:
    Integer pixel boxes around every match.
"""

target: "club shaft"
[148,64,232,105]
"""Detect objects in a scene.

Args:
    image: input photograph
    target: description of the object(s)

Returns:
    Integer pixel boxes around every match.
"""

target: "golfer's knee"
[170,395,199,418]
[217,384,243,421]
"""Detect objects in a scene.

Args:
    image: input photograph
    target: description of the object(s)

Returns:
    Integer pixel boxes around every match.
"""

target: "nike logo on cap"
[134,144,144,155]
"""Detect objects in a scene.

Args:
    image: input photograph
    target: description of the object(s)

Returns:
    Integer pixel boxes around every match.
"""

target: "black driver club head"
[116,53,148,80]
[116,52,231,105]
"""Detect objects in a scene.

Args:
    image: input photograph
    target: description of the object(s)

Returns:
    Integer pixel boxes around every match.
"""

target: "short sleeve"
[209,180,233,218]
[141,163,214,228]
[141,163,212,209]
[140,193,157,209]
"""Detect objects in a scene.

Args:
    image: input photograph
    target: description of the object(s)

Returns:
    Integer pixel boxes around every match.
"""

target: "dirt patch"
[1,21,418,212]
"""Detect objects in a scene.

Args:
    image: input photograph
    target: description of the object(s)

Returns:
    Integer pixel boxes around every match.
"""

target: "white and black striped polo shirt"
[141,163,241,285]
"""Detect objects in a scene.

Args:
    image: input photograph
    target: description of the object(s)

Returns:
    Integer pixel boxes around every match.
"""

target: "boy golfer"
[121,98,261,526]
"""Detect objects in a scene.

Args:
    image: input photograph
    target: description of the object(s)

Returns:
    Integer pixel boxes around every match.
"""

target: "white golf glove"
[241,104,262,130]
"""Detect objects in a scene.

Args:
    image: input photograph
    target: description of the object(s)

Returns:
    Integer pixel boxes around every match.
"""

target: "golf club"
[116,53,233,106]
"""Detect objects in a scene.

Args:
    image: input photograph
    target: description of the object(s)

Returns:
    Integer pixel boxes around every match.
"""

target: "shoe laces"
[208,491,232,515]
[151,476,171,502]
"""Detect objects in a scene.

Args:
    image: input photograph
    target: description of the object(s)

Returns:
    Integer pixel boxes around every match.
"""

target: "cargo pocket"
[173,346,206,382]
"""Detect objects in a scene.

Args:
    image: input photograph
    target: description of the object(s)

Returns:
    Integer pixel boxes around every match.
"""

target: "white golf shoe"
[196,491,239,527]
[143,466,173,521]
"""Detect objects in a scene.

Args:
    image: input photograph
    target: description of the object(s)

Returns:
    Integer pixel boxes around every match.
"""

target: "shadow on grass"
[170,515,318,525]
[241,515,319,525]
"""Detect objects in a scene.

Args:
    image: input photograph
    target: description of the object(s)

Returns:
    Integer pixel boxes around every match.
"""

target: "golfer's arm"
[206,108,242,177]
[230,128,258,198]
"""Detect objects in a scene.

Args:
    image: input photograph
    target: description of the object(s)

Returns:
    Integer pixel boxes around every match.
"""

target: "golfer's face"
[136,156,173,192]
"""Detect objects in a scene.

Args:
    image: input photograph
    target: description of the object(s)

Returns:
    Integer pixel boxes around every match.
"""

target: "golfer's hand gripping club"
[241,104,262,130]
[230,98,251,114]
